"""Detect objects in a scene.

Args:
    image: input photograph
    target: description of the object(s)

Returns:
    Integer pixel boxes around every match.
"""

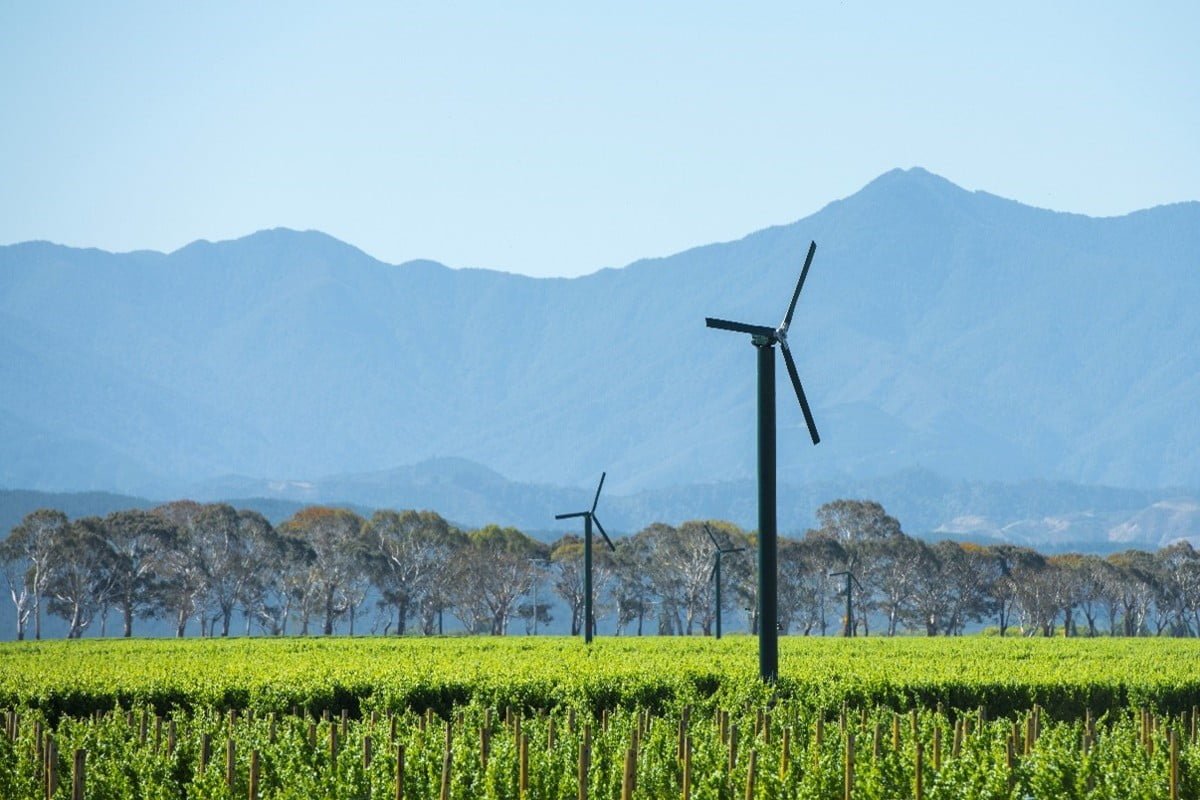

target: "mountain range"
[2,167,1199,548]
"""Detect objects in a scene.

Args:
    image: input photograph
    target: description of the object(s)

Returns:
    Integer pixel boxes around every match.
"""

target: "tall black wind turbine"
[704,523,746,640]
[705,240,822,681]
[555,472,615,644]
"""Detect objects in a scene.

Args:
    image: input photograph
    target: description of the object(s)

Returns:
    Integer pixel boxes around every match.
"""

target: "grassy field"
[3,635,1200,719]
[3,637,1200,798]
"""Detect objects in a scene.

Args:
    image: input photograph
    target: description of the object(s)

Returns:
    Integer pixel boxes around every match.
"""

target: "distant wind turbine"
[555,472,615,644]
[705,240,822,681]
[704,523,746,640]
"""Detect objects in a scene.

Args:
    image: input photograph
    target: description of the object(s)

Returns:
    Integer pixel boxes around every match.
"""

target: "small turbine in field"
[705,240,822,681]
[555,472,615,644]
[704,523,746,640]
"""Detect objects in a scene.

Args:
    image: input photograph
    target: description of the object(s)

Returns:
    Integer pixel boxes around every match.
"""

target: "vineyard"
[1,637,1199,798]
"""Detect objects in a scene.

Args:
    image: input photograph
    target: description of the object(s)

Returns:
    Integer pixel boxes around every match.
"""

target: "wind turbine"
[705,240,822,681]
[555,472,615,644]
[704,523,746,640]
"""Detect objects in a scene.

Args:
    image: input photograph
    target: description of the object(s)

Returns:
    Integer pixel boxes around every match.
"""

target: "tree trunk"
[323,588,335,635]
[34,597,42,640]
[124,602,134,638]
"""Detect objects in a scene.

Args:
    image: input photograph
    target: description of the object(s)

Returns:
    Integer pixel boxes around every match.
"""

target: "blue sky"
[2,2,1196,277]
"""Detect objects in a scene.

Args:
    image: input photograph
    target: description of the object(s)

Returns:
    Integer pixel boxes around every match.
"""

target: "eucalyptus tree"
[1055,553,1116,637]
[862,532,930,636]
[0,508,68,640]
[608,533,656,636]
[987,544,1043,636]
[184,505,284,637]
[102,508,178,637]
[151,500,210,637]
[367,509,458,635]
[1155,541,1200,636]
[279,506,370,635]
[44,517,119,638]
[1107,550,1161,636]
[548,534,604,636]
[1009,554,1062,636]
[815,500,901,634]
[933,541,1000,635]
[451,525,547,635]
[791,532,846,636]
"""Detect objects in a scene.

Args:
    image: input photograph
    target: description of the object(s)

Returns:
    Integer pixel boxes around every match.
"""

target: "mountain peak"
[856,167,969,200]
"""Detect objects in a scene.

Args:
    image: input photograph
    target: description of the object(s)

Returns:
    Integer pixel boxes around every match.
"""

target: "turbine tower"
[555,472,615,644]
[705,240,822,681]
[704,523,746,640]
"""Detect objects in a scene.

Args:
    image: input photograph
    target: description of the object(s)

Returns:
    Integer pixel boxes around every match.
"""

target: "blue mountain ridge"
[2,168,1198,547]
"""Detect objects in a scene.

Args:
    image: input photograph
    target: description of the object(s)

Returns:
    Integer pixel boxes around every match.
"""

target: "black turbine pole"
[705,523,746,640]
[555,472,615,644]
[705,241,822,681]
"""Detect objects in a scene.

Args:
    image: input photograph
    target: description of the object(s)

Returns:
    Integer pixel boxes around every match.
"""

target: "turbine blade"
[555,512,587,520]
[591,471,606,515]
[592,515,617,551]
[705,317,775,337]
[781,241,817,333]
[704,523,721,550]
[781,344,820,445]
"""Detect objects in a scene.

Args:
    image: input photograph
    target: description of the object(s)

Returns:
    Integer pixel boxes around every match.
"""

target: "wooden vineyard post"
[45,736,58,800]
[1169,729,1179,800]
[269,714,277,745]
[620,747,636,800]
[932,724,941,770]
[519,733,529,798]
[330,723,339,768]
[729,723,740,771]
[872,722,882,761]
[678,707,689,762]
[578,725,591,800]
[249,749,260,800]
[226,737,236,789]
[914,741,923,800]
[395,745,405,800]
[200,733,212,772]
[72,749,85,800]
[441,720,453,800]
[682,736,692,800]
[548,715,557,751]
[952,719,962,758]
[364,735,373,769]
[892,714,901,752]
[844,731,855,800]
[744,748,757,800]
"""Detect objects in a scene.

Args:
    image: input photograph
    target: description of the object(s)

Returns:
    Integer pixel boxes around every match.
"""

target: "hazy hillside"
[2,168,1198,506]
[6,464,1195,554]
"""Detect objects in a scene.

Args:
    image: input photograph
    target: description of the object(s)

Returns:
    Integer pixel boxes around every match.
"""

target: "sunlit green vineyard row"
[3,636,1200,720]
[2,700,1197,799]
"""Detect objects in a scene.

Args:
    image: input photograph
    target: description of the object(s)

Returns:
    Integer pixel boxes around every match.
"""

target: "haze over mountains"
[2,168,1198,548]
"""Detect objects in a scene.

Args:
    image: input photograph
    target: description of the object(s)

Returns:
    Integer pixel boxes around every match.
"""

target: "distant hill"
[3,168,1199,553]
[0,489,334,530]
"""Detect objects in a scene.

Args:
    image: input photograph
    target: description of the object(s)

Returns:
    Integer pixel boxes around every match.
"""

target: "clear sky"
[2,2,1196,278]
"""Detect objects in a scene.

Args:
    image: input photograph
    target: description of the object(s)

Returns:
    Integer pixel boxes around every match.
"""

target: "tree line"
[2,498,1199,641]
